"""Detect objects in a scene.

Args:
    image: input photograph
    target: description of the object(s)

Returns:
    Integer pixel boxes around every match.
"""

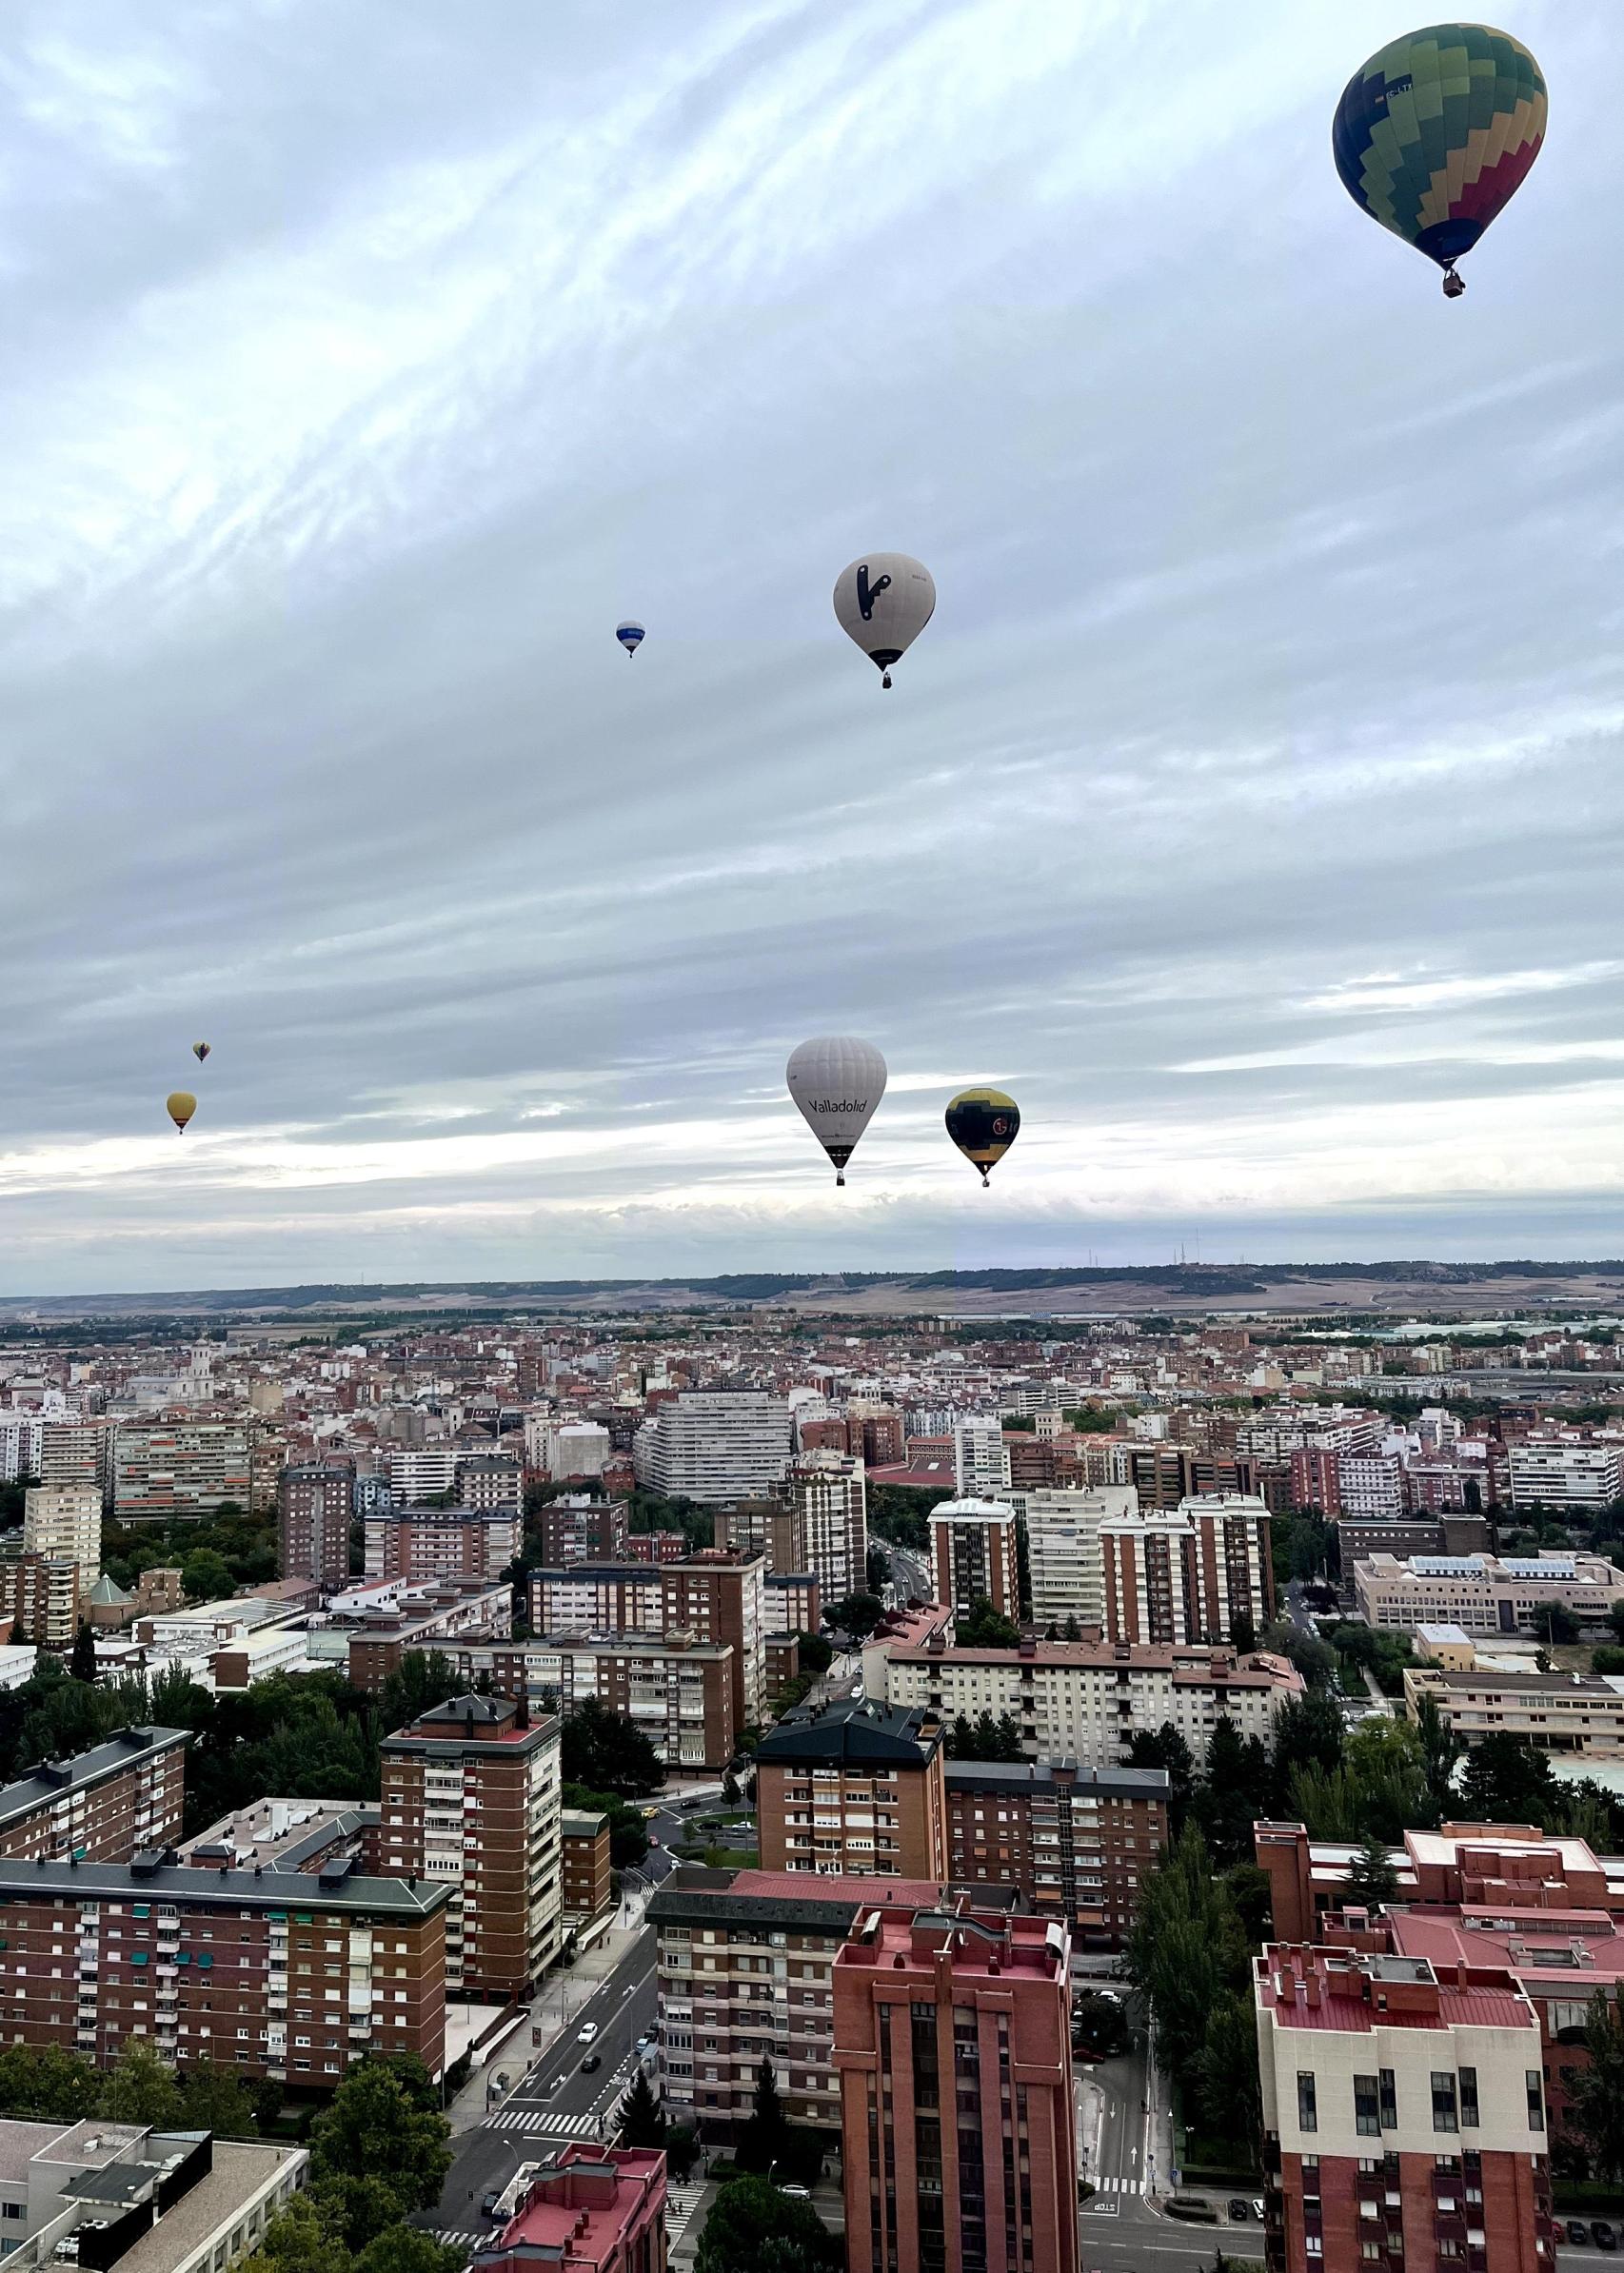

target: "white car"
[577,2022,599,2044]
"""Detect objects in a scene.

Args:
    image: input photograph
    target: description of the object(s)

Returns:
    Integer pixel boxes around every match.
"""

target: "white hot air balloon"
[786,1037,888,1187]
[833,554,935,689]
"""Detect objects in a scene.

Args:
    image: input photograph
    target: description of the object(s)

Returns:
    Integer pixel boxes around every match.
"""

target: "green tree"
[1415,1690,1462,1817]
[1061,1613,1081,1642]
[559,1697,664,1797]
[307,2061,452,2223]
[1345,1833,1401,1913]
[1285,1764,1363,1842]
[956,1596,1020,1650]
[1229,1611,1258,1656]
[353,2232,464,2273]
[736,2058,790,2176]
[377,1650,461,1737]
[1567,1990,1624,2185]
[665,2125,702,2182]
[1195,1989,1262,2146]
[1272,1690,1345,1795]
[795,1633,833,1677]
[617,2066,665,2150]
[563,1784,649,1871]
[180,1549,235,1604]
[1537,1604,1582,1646]
[313,2178,413,2255]
[100,2038,182,2128]
[695,2177,841,2273]
[0,2043,101,2123]
[1344,1714,1434,1841]
[865,1544,891,1594]
[1126,1724,1196,1831]
[1457,1733,1558,1829]
[1610,1600,1624,1645]
[1122,1825,1249,2101]
[69,1624,97,1684]
[176,2063,259,2139]
[251,2196,351,2273]
[1194,1718,1275,1867]
[824,1592,885,1640]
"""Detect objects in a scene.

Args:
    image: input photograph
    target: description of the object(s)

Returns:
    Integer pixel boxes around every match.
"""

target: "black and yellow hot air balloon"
[192,1042,210,1063]
[1332,25,1547,299]
[166,1092,196,1135]
[945,1087,1020,1188]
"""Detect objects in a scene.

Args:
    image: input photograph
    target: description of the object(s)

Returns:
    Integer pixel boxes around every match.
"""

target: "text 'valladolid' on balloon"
[833,556,935,688]
[1332,23,1546,298]
[945,1087,1020,1188]
[785,1038,887,1187]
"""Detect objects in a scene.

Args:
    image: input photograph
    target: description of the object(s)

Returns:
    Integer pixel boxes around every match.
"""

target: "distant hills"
[5,1257,1624,1325]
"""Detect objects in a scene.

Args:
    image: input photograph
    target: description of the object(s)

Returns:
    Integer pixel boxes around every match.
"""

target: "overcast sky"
[2,0,1621,1296]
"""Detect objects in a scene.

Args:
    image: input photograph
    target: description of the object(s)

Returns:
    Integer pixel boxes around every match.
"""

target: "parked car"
[480,2195,502,2221]
[780,2186,811,2202]
[577,2022,599,2043]
[1227,2200,1252,2223]
[1568,2221,1592,2245]
[581,2053,602,2074]
[1592,2224,1618,2253]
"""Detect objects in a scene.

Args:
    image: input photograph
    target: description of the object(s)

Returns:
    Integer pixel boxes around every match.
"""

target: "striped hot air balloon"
[1332,24,1547,297]
[616,621,645,657]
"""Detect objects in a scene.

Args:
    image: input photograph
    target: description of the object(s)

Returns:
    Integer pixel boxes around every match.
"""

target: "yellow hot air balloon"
[945,1087,1020,1187]
[167,1092,197,1134]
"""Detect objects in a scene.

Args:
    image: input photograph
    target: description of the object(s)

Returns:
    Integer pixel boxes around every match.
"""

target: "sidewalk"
[446,1924,648,2135]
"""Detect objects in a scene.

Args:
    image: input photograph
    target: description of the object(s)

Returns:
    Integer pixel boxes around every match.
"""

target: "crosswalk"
[1094,2175,1143,2195]
[489,2107,604,2137]
[430,2233,481,2255]
[665,2184,705,2254]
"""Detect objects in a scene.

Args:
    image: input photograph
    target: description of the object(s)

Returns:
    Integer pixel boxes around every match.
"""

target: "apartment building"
[952,1418,1011,1499]
[882,1634,1304,1768]
[0,1727,187,1864]
[37,1421,115,1503]
[113,1425,253,1521]
[550,1422,613,1483]
[455,1454,523,1513]
[379,1693,563,2003]
[632,1391,791,1504]
[928,1498,1020,1624]
[469,2147,665,2273]
[1354,1551,1624,1636]
[22,1487,100,1584]
[277,1466,353,1591]
[0,1556,82,1648]
[756,1699,947,1879]
[1335,1454,1405,1522]
[528,1548,765,1732]
[764,1572,822,1635]
[1336,1513,1493,1571]
[649,1867,943,2139]
[384,1446,457,1501]
[1255,1943,1552,2273]
[363,1506,522,1585]
[0,1850,450,2084]
[943,1758,1169,1943]
[537,1495,627,1564]
[339,1578,514,1692]
[397,1634,737,1770]
[835,1902,1079,2273]
[1509,1438,1624,1511]
[776,1453,868,1604]
[560,1809,613,1931]
[1254,1819,1624,1945]
[1022,1485,1134,1629]
[1404,1659,1624,1755]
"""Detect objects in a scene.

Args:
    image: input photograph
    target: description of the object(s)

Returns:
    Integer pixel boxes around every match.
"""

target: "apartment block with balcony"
[0,1555,82,1649]
[943,1757,1169,1944]
[363,1506,522,1585]
[22,1488,101,1584]
[113,1425,254,1522]
[0,1852,449,2085]
[927,1499,1020,1624]
[649,1866,941,2141]
[0,1727,188,1865]
[756,1699,947,1879]
[277,1466,353,1591]
[379,1693,562,2004]
[1255,1943,1552,2273]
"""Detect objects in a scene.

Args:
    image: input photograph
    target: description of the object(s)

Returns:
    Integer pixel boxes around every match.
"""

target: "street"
[426,1927,658,2248]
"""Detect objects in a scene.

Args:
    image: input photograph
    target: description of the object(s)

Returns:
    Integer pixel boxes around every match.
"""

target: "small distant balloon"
[833,555,935,689]
[167,1092,197,1135]
[785,1038,887,1187]
[192,1042,210,1063]
[1332,24,1547,298]
[616,622,645,658]
[945,1088,1020,1189]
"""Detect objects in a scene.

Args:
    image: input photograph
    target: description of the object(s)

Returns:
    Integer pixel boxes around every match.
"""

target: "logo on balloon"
[855,566,891,623]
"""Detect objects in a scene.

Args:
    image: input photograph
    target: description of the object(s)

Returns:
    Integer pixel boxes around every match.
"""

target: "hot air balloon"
[192,1042,210,1063]
[1332,25,1547,297]
[167,1092,196,1134]
[786,1038,887,1187]
[945,1087,1020,1188]
[616,621,645,658]
[833,555,935,689]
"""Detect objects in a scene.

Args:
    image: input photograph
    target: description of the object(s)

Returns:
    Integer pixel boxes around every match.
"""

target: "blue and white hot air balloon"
[616,621,645,658]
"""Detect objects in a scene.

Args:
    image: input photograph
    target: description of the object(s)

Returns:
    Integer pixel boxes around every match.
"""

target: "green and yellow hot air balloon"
[945,1087,1020,1189]
[1332,24,1547,297]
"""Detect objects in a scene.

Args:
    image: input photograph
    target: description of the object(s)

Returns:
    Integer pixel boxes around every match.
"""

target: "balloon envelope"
[616,622,645,656]
[166,1092,197,1133]
[1332,25,1546,286]
[192,1042,210,1062]
[833,555,935,686]
[786,1038,887,1185]
[945,1088,1020,1186]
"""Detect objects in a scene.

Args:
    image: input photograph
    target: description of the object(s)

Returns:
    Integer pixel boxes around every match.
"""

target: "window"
[1527,2071,1544,2132]
[1354,2075,1380,2138]
[1432,2074,1458,2134]
[1378,2069,1396,2130]
[1297,2073,1317,2133]
[1459,2066,1479,2128]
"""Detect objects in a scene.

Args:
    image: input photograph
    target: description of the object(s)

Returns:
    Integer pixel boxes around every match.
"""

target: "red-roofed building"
[1255,1943,1554,2273]
[471,2145,664,2273]
[1256,1818,1624,1943]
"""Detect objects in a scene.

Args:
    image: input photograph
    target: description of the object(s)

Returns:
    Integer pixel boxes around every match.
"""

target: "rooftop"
[1256,1945,1536,2035]
[0,1854,452,1918]
[758,1696,942,1766]
[649,1864,942,1933]
[0,1726,186,1833]
[119,2141,307,2273]
[943,1758,1171,1799]
[476,2145,663,2270]
[838,1900,1068,1982]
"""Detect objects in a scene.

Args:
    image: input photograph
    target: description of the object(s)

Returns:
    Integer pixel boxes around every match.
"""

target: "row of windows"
[1297,2066,1542,2136]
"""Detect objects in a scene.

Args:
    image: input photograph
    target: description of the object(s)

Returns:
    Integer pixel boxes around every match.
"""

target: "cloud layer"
[2,0,1622,1292]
